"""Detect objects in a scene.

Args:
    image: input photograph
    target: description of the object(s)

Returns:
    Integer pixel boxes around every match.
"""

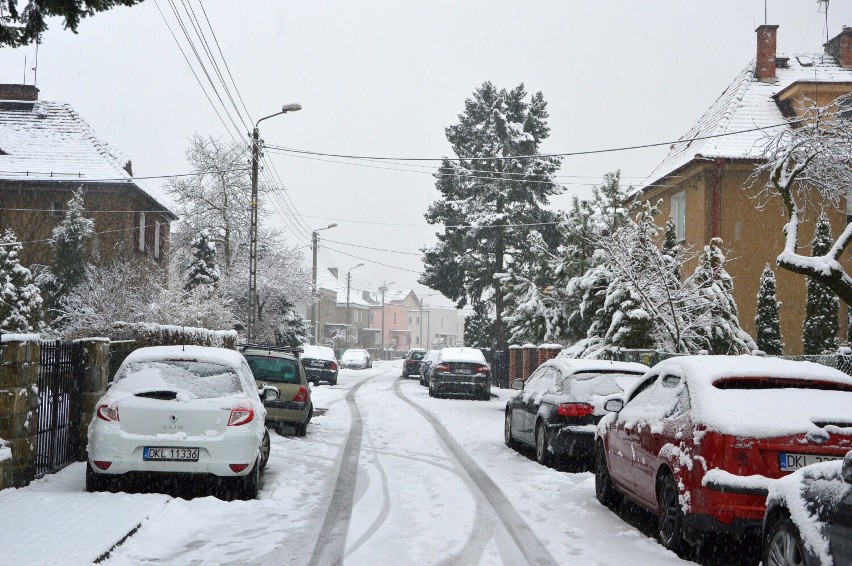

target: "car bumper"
[432,374,490,395]
[87,425,260,477]
[304,368,337,382]
[547,425,595,460]
[341,363,367,369]
[682,513,762,539]
[264,401,310,425]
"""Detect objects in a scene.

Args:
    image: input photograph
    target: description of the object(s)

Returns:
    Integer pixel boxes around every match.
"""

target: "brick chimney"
[755,25,780,82]
[825,26,852,69]
[0,84,39,101]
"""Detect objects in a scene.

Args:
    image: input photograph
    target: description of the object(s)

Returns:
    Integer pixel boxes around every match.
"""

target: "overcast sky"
[1,0,850,309]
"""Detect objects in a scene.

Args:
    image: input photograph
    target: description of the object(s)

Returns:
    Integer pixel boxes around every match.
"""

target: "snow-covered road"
[1,361,758,565]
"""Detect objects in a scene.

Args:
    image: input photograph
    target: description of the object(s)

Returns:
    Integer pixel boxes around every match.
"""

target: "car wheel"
[85,463,110,493]
[428,381,436,397]
[504,410,517,448]
[535,422,552,467]
[238,459,260,501]
[259,429,271,471]
[764,515,810,566]
[329,377,338,386]
[657,471,685,553]
[595,442,622,508]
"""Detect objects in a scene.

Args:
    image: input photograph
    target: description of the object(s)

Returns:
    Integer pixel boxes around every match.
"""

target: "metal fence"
[32,341,84,478]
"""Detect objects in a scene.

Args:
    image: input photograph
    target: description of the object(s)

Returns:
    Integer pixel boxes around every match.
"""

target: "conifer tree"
[0,230,43,332]
[755,264,783,355]
[185,229,220,296]
[661,216,681,280]
[693,237,752,354]
[803,212,839,354]
[46,189,94,314]
[464,300,495,349]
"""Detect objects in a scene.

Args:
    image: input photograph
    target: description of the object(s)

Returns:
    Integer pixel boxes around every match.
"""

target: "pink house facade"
[368,302,411,350]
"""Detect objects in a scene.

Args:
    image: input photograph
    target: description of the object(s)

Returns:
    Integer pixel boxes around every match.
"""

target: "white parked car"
[340,348,372,369]
[86,346,270,500]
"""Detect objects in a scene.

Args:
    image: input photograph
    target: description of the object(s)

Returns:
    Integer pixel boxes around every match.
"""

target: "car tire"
[238,459,260,501]
[85,463,110,493]
[594,442,622,509]
[428,381,436,397]
[504,410,517,448]
[764,514,811,566]
[657,470,685,554]
[329,377,338,386]
[535,422,552,467]
[259,429,271,471]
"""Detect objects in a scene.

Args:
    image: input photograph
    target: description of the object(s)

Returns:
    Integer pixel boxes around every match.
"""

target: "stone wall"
[0,340,40,490]
[77,339,110,460]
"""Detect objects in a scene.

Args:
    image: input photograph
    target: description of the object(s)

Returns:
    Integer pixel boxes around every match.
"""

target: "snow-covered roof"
[384,289,417,304]
[0,99,175,217]
[315,271,372,307]
[630,53,852,198]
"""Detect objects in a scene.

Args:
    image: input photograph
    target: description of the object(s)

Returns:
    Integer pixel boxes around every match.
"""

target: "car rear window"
[245,356,301,384]
[567,372,644,398]
[117,361,243,399]
[410,351,426,360]
[712,377,852,392]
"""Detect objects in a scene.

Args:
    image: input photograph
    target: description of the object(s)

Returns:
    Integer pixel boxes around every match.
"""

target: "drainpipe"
[711,158,725,239]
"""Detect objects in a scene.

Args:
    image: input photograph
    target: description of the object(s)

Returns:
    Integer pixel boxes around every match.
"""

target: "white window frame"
[138,212,146,252]
[671,192,686,242]
[154,221,161,259]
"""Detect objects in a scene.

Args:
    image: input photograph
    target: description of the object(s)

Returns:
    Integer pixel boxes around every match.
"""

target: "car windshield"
[244,356,301,384]
[116,361,243,399]
[410,351,426,360]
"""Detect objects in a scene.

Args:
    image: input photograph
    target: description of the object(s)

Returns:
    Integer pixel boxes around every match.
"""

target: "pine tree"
[0,230,43,332]
[755,264,783,355]
[185,229,220,295]
[464,300,495,349]
[693,237,752,354]
[47,189,94,314]
[661,216,681,280]
[275,299,310,348]
[592,170,629,235]
[420,82,563,354]
[803,212,839,354]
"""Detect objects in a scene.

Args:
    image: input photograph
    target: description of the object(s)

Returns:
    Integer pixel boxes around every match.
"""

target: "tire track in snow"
[394,379,558,566]
[344,427,391,558]
[306,376,372,566]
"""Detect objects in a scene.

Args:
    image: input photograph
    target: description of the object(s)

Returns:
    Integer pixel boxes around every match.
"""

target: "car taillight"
[93,461,112,470]
[557,402,594,418]
[96,403,120,422]
[228,406,254,426]
[475,365,489,373]
[229,463,249,473]
[330,361,337,371]
[433,363,449,373]
[292,385,308,403]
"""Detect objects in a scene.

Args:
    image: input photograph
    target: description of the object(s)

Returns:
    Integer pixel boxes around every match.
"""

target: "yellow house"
[629,25,852,354]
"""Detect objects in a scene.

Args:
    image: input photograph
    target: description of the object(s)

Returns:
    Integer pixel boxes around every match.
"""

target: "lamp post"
[310,223,338,344]
[379,281,395,359]
[346,263,365,347]
[248,103,301,342]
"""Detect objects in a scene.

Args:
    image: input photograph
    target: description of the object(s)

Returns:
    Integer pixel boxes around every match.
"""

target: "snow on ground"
[0,361,699,565]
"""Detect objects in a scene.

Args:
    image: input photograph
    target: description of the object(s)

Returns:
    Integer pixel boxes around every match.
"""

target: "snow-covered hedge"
[110,322,237,350]
[0,437,10,463]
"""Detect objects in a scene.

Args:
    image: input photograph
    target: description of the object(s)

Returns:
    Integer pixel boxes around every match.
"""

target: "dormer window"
[51,201,63,218]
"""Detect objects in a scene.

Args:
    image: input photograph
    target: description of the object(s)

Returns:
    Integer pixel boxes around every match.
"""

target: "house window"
[671,192,686,241]
[408,317,412,325]
[138,212,146,252]
[51,201,64,218]
[416,317,420,324]
[154,221,161,259]
[393,313,397,324]
[369,312,374,324]
[415,336,420,345]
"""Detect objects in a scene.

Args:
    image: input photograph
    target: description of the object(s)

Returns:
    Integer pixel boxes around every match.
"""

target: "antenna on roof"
[764,0,767,25]
[32,39,38,87]
[818,0,830,43]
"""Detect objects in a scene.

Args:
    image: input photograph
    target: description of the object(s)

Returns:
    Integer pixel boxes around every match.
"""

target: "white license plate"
[144,447,200,461]
[779,452,841,471]
[310,360,325,367]
[455,368,472,375]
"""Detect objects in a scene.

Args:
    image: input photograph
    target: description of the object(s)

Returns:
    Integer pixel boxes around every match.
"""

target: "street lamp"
[379,281,395,358]
[310,223,338,345]
[248,103,301,342]
[345,263,365,347]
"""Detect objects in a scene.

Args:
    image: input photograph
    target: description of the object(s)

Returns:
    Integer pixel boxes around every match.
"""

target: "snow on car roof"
[122,346,246,370]
[646,355,852,437]
[549,358,649,375]
[436,347,487,363]
[302,345,337,361]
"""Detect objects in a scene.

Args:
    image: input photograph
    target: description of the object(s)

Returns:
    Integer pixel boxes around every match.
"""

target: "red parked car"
[594,355,852,554]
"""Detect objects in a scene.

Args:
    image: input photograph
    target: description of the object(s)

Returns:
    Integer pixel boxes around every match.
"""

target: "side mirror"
[604,398,624,413]
[260,385,280,402]
[842,451,852,484]
[510,378,525,391]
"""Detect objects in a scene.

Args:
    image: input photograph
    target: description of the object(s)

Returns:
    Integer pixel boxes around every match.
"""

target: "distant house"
[312,269,372,347]
[628,26,852,354]
[0,84,176,269]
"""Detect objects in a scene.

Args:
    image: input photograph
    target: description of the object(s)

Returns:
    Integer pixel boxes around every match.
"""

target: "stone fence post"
[522,343,538,380]
[537,344,562,366]
[0,337,40,490]
[508,345,521,382]
[77,339,110,461]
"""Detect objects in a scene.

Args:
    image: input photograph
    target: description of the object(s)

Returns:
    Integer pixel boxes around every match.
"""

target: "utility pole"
[345,263,364,348]
[247,103,301,342]
[379,280,394,359]
[310,223,337,345]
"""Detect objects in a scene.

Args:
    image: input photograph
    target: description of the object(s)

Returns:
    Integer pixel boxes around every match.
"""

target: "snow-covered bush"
[0,230,43,332]
[803,212,839,354]
[184,229,220,296]
[755,264,783,355]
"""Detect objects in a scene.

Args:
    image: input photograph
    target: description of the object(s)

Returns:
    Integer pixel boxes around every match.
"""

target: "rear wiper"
[135,390,179,400]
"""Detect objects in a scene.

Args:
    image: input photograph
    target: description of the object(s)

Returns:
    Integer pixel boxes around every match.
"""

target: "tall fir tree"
[185,229,220,295]
[420,82,563,354]
[0,230,43,332]
[803,212,839,354]
[693,237,752,354]
[755,264,783,355]
[592,170,629,235]
[464,300,496,349]
[47,189,94,314]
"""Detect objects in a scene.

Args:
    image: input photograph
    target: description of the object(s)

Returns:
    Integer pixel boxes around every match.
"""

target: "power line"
[322,244,422,274]
[323,238,422,256]
[0,166,249,182]
[271,209,563,229]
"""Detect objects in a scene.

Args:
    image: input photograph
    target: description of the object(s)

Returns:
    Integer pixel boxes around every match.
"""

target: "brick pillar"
[522,344,538,380]
[755,25,779,82]
[77,339,110,461]
[537,344,562,365]
[0,339,40,490]
[508,345,520,381]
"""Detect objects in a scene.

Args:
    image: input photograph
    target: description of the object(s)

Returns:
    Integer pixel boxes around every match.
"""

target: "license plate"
[455,368,472,375]
[779,452,841,471]
[310,360,325,367]
[144,447,200,461]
